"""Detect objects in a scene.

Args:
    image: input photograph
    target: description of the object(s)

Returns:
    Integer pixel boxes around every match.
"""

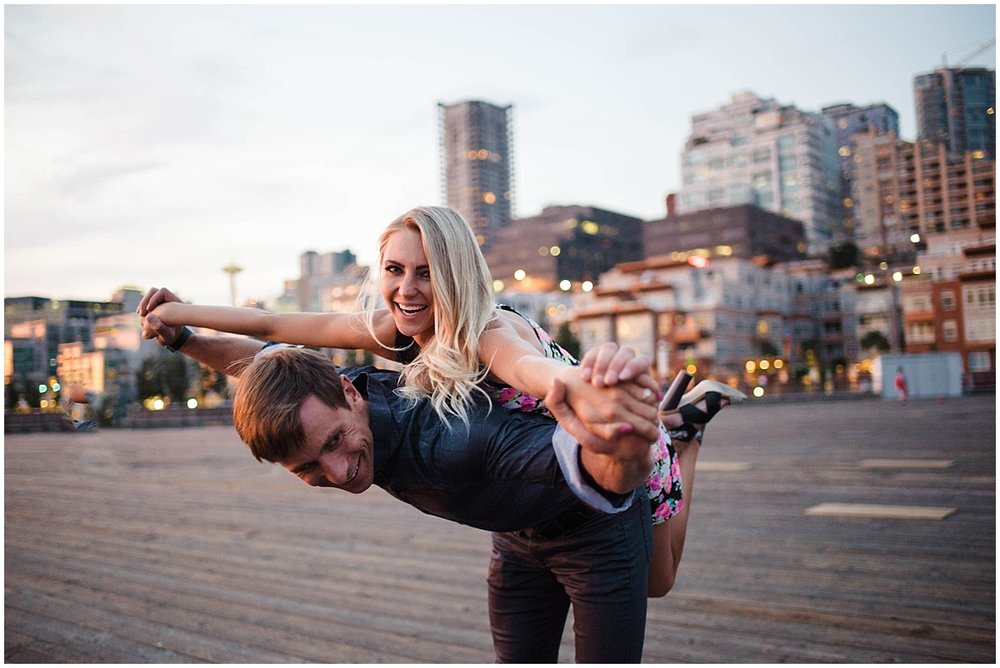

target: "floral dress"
[482,304,683,525]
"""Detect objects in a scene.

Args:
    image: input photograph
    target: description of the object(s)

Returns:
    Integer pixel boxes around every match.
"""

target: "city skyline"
[5,4,996,307]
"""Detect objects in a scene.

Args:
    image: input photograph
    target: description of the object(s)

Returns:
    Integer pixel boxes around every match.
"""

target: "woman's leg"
[647,387,741,597]
[647,436,699,597]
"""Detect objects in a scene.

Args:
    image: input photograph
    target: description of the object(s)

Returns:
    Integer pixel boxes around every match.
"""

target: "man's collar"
[352,370,394,470]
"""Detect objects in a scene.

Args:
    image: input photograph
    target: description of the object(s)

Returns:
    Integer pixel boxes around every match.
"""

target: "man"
[143,309,659,663]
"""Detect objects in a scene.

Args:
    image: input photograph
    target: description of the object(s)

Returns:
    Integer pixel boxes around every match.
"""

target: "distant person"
[894,366,908,401]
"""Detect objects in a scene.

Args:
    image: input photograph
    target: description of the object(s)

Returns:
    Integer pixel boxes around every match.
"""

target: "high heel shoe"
[661,380,747,443]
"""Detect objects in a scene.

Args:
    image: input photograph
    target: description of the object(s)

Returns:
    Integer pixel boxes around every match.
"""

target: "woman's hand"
[558,365,660,444]
[579,342,660,402]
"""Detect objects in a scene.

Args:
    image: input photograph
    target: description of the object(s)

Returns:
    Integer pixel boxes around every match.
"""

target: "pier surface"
[5,395,995,663]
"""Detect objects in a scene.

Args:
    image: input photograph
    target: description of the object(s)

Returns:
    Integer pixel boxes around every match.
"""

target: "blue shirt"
[343,367,638,533]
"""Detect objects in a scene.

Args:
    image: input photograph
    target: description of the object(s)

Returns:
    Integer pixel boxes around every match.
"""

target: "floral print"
[483,304,682,525]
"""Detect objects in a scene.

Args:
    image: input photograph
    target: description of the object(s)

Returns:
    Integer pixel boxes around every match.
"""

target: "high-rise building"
[438,100,514,248]
[677,91,842,254]
[296,249,361,312]
[851,127,996,266]
[914,67,996,160]
[821,102,900,238]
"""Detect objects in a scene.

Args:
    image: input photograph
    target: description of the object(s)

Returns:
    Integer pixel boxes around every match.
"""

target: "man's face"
[280,377,375,493]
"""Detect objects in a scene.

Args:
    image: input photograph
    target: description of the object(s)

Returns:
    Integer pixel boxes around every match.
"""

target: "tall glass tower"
[914,67,995,160]
[438,100,514,248]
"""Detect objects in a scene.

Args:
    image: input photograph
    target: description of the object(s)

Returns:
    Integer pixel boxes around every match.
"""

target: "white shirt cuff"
[551,424,639,514]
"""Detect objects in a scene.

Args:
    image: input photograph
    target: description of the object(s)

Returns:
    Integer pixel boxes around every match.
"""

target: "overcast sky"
[5,3,996,307]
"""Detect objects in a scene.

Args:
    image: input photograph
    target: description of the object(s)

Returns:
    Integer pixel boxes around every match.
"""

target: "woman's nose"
[398,273,418,296]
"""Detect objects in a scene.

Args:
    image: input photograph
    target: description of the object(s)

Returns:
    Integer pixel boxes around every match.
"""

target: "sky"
[5,3,996,308]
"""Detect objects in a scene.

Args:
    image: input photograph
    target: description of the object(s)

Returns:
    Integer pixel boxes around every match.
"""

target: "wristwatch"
[165,326,193,352]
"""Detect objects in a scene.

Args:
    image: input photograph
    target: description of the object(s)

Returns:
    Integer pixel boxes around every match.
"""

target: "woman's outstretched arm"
[138,286,398,357]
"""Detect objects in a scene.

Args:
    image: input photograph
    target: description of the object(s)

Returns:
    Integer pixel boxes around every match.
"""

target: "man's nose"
[319,453,348,486]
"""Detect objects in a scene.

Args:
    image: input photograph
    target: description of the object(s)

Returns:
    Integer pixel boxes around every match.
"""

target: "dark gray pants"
[487,499,652,663]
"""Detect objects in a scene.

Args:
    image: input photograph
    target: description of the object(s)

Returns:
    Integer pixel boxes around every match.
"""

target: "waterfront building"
[644,203,807,264]
[483,204,644,293]
[900,228,996,389]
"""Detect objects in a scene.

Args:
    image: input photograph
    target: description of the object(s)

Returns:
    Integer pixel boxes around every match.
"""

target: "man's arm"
[139,287,262,376]
[544,377,656,495]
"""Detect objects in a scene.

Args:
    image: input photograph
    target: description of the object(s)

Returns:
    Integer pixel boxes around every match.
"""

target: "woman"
[140,206,743,597]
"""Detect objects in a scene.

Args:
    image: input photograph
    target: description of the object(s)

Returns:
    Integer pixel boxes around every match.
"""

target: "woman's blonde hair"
[360,206,495,427]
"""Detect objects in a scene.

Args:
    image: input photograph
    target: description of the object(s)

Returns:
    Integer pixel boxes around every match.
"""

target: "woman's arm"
[479,317,660,442]
[139,287,398,356]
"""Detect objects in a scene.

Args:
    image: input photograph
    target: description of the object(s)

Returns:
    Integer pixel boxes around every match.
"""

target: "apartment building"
[677,90,842,254]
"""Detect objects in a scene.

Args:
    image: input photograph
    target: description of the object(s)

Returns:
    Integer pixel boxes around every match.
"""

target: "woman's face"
[380,227,435,345]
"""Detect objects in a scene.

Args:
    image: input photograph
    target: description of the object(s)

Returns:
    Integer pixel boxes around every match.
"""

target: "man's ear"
[341,375,360,403]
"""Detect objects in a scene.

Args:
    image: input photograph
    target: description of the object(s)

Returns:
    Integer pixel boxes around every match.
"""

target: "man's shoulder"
[339,365,400,384]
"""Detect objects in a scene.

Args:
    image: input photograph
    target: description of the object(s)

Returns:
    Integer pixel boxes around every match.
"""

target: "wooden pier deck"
[5,395,995,663]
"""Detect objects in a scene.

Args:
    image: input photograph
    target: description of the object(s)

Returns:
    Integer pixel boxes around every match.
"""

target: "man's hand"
[545,377,655,495]
[138,287,184,347]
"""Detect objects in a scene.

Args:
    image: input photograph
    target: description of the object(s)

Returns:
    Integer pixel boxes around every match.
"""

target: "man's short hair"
[233,347,349,463]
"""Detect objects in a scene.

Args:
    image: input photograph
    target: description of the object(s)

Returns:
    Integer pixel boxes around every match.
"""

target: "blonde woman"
[140,206,743,598]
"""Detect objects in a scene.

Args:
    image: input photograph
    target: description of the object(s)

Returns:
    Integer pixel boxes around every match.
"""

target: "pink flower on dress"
[519,395,538,412]
[647,473,664,494]
[498,387,517,403]
[670,459,682,486]
[653,502,674,522]
[657,439,671,459]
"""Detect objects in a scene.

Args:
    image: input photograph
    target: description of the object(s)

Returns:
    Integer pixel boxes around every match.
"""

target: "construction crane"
[943,37,995,68]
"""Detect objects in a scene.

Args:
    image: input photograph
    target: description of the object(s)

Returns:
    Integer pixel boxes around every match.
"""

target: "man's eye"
[323,433,342,453]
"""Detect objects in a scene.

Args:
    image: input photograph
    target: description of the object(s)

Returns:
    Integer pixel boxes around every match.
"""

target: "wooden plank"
[858,458,954,469]
[696,460,751,472]
[804,503,958,520]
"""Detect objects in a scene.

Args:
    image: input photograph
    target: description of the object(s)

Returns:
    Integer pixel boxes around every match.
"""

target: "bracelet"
[165,326,193,352]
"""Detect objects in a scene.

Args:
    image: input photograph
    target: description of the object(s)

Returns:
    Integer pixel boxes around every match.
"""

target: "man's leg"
[488,532,570,663]
[550,500,652,663]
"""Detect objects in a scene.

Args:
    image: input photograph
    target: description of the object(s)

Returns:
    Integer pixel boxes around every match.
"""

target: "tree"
[554,321,581,360]
[759,340,781,357]
[136,352,190,403]
[827,241,859,269]
[860,330,891,353]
